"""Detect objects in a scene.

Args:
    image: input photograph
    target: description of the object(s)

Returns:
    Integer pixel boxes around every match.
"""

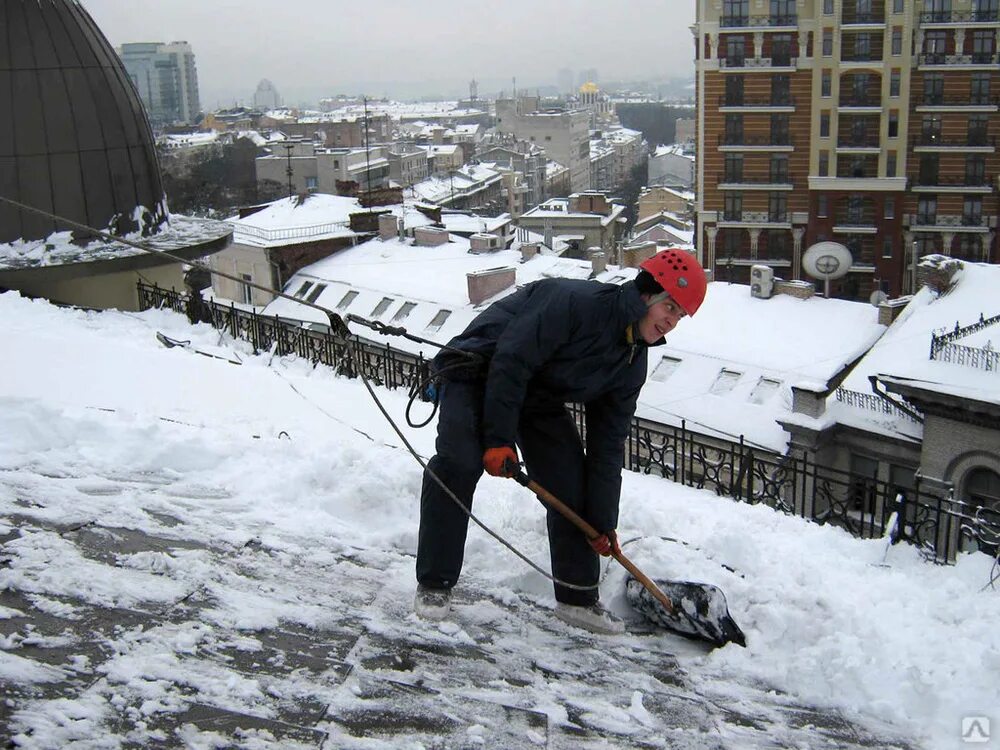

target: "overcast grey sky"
[80,0,696,107]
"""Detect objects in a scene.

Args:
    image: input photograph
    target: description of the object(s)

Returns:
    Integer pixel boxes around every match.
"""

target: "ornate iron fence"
[835,387,923,421]
[138,282,998,564]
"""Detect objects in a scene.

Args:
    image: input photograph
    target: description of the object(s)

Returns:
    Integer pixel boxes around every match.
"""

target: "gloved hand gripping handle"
[512,470,676,616]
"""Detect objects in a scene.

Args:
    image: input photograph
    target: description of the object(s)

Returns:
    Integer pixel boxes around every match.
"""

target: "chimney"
[520,242,541,262]
[378,213,401,241]
[918,254,964,295]
[568,193,586,213]
[413,226,450,246]
[588,248,607,275]
[791,383,827,419]
[467,266,516,305]
[621,241,657,268]
[878,296,912,326]
[772,279,815,300]
[543,223,554,249]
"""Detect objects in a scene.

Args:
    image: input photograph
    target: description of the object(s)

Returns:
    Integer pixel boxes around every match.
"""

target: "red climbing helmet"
[639,249,708,317]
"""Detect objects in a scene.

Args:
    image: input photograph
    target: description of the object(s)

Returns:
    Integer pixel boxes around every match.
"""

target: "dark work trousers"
[416,379,600,606]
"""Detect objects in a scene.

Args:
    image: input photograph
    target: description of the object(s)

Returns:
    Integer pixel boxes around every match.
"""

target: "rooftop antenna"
[283,141,295,198]
[363,95,373,211]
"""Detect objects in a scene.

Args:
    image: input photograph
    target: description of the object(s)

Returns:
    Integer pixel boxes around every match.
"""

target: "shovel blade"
[626,576,746,648]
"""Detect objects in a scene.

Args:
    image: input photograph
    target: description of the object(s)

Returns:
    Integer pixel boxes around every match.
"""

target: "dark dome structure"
[0,0,167,244]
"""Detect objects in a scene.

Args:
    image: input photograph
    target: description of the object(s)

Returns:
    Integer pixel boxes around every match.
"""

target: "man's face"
[637,295,686,344]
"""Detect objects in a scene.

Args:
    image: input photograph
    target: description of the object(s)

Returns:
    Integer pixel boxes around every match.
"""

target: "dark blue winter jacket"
[434,277,656,532]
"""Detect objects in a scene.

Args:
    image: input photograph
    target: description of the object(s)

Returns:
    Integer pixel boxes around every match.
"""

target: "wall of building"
[9,262,186,312]
[496,101,591,192]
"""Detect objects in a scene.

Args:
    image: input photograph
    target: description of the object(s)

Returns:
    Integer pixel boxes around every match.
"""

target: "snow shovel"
[513,470,746,648]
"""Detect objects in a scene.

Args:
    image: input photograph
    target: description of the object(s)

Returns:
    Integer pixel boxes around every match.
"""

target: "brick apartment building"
[695,0,1000,300]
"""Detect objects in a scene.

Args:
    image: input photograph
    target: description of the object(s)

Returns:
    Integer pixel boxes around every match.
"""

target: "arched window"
[964,467,1000,509]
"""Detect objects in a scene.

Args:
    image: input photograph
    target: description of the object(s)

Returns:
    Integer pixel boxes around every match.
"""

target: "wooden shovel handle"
[515,472,675,616]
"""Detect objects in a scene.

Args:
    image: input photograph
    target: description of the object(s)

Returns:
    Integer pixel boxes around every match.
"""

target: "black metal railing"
[921,94,998,107]
[921,9,1000,22]
[837,135,881,148]
[913,174,993,188]
[930,312,1000,355]
[838,96,880,107]
[836,387,922,421]
[138,282,999,564]
[717,172,794,185]
[721,14,750,26]
[841,50,884,62]
[718,134,794,147]
[842,11,884,23]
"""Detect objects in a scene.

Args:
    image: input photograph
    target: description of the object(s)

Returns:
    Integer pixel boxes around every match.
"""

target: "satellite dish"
[802,241,853,281]
[870,290,888,307]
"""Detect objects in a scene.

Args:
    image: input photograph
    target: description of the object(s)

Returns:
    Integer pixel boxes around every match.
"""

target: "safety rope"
[0,195,598,591]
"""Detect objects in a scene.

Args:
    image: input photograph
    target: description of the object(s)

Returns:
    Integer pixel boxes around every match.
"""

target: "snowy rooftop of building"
[521,199,626,226]
[653,144,695,159]
[837,259,1000,415]
[226,195,364,248]
[0,214,233,272]
[407,165,502,205]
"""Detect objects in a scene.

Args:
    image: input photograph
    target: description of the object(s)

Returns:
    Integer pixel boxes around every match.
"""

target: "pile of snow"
[1,291,998,748]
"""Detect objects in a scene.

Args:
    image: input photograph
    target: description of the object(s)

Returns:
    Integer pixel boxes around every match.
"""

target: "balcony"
[919,52,998,67]
[717,134,795,151]
[716,172,795,189]
[913,134,996,151]
[840,50,884,63]
[842,11,885,25]
[718,95,796,110]
[719,55,797,69]
[718,210,791,227]
[919,10,1000,23]
[838,95,882,110]
[906,213,996,231]
[833,213,878,233]
[836,135,881,151]
[911,174,995,192]
[720,14,750,27]
[917,94,999,110]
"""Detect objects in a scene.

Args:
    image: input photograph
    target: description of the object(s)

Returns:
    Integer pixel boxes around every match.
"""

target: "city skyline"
[80,0,697,107]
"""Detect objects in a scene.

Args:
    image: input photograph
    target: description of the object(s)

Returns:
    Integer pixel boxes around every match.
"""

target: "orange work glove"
[589,530,621,557]
[483,446,519,478]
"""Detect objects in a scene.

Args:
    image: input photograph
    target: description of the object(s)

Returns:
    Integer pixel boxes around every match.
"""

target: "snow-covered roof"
[638,283,886,451]
[653,143,694,159]
[830,260,1000,434]
[521,199,625,227]
[407,164,502,206]
[226,195,363,248]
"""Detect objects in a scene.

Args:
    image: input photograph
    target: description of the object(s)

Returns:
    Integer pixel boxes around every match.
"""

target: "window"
[726,35,746,65]
[294,281,313,298]
[850,453,879,512]
[305,283,327,304]
[917,196,937,224]
[771,75,791,105]
[890,70,901,97]
[819,151,829,176]
[769,229,790,258]
[650,355,682,383]
[967,154,986,186]
[710,368,743,395]
[749,377,782,404]
[964,467,1000,509]
[769,191,787,221]
[958,234,984,260]
[852,72,869,102]
[887,151,897,177]
[391,301,417,322]
[971,73,991,105]
[723,0,749,24]
[891,28,902,55]
[817,194,828,217]
[820,112,830,137]
[370,296,394,317]
[770,113,789,144]
[888,111,899,138]
[723,229,742,258]
[425,309,452,333]
[974,0,999,22]
[821,70,832,97]
[724,153,744,182]
[241,274,253,306]
[305,176,317,190]
[855,32,872,60]
[923,30,947,60]
[725,76,745,105]
[824,0,834,13]
[724,192,742,220]
[919,153,939,183]
[725,113,744,143]
[770,154,789,183]
[893,0,904,11]
[884,196,895,219]
[883,237,894,258]
[772,34,793,66]
[823,30,833,56]
[925,73,944,104]
[964,196,983,224]
[921,114,942,142]
[847,194,865,223]
[336,290,359,309]
[969,114,989,146]
[972,30,995,63]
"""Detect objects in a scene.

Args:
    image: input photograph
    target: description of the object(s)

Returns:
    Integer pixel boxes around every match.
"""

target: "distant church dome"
[0,0,167,245]
[579,81,600,95]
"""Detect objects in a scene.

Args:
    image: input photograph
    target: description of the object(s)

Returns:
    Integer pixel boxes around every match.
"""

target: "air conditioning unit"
[750,264,774,299]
